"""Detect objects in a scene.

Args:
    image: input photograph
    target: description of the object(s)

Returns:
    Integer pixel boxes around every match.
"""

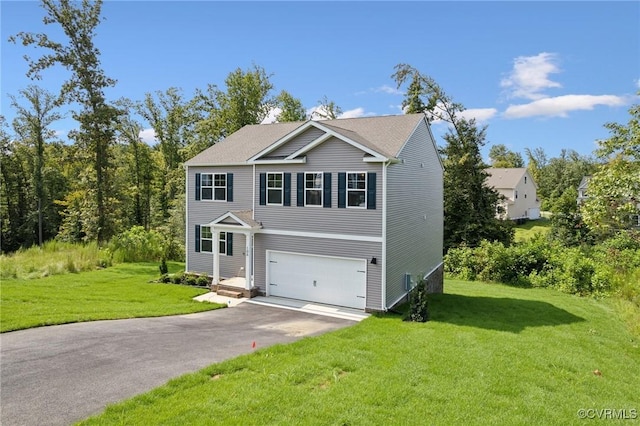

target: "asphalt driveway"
[0,303,356,426]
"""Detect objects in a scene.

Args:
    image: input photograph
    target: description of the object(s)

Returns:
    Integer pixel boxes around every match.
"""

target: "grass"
[79,280,639,425]
[0,262,223,332]
[514,217,551,242]
[0,240,112,280]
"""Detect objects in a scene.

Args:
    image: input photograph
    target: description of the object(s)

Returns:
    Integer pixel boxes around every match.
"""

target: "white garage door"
[267,251,366,309]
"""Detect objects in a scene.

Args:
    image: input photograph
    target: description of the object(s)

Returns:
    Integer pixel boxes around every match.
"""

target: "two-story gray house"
[184,113,443,312]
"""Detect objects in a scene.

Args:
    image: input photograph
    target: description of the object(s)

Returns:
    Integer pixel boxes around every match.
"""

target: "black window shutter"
[367,172,377,210]
[259,173,266,206]
[227,233,233,256]
[227,173,233,202]
[338,172,346,208]
[296,173,304,206]
[195,225,201,252]
[195,173,201,201]
[323,172,332,208]
[284,173,291,206]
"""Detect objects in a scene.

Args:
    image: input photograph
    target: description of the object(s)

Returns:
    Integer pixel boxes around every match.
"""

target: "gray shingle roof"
[485,168,528,189]
[184,114,426,166]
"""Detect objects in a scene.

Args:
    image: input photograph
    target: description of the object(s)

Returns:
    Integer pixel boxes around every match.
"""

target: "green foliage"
[0,240,112,280]
[275,90,306,122]
[196,275,210,287]
[109,226,164,263]
[405,278,430,322]
[159,258,168,275]
[445,232,640,297]
[488,144,524,168]
[548,187,594,246]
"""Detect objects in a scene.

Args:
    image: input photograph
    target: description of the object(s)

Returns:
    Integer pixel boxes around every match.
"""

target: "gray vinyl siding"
[255,137,383,236]
[385,120,443,307]
[186,165,252,276]
[267,127,325,158]
[254,233,383,310]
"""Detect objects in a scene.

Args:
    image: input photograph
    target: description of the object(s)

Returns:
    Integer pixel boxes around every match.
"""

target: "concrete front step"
[216,289,244,299]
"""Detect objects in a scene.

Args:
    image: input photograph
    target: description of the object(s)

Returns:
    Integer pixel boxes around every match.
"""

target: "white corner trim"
[258,228,383,243]
[381,161,388,311]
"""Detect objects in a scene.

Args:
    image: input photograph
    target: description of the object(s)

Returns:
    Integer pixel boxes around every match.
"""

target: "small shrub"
[172,272,184,285]
[184,275,197,286]
[160,274,171,283]
[159,258,168,275]
[405,278,429,322]
[196,276,210,287]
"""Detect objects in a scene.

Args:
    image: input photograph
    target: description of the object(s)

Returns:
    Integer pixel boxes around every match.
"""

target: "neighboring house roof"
[184,114,426,166]
[485,168,530,189]
[578,175,592,191]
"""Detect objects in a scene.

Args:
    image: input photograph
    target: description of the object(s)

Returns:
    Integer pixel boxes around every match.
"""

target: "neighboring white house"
[486,168,541,220]
[184,114,444,312]
[577,175,592,204]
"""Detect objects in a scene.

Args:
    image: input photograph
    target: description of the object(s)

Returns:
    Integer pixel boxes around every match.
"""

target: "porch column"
[212,230,220,285]
[245,231,253,290]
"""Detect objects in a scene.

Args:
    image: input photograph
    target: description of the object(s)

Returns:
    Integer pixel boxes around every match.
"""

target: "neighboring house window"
[347,172,367,208]
[195,172,233,202]
[305,172,323,206]
[338,172,376,209]
[200,226,213,252]
[515,190,518,199]
[194,225,233,255]
[524,194,527,199]
[267,173,283,205]
[524,176,527,184]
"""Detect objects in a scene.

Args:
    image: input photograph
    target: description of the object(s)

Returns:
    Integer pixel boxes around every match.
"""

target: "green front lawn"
[0,262,223,332]
[80,280,639,425]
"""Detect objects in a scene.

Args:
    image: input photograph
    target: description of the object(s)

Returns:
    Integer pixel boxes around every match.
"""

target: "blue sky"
[2,1,639,161]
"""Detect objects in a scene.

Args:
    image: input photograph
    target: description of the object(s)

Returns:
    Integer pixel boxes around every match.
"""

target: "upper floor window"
[267,173,283,205]
[196,172,232,202]
[305,172,323,206]
[347,172,367,208]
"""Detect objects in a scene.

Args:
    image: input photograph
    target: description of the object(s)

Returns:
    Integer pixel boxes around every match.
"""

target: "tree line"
[2,0,637,258]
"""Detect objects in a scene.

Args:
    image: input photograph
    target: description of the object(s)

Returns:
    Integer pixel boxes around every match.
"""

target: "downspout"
[184,164,189,273]
[381,161,389,311]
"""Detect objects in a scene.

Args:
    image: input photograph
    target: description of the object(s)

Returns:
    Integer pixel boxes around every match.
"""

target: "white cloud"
[356,85,404,96]
[139,128,157,144]
[503,94,627,119]
[501,52,562,100]
[338,107,367,119]
[261,107,281,124]
[459,108,498,123]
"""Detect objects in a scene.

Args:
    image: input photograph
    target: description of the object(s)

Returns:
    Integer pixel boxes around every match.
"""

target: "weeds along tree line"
[1,0,639,306]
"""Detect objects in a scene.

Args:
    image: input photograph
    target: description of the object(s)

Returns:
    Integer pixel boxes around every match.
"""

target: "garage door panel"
[267,251,366,309]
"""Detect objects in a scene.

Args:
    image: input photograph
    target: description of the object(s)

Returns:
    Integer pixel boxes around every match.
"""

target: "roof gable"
[184,113,427,167]
[486,168,531,189]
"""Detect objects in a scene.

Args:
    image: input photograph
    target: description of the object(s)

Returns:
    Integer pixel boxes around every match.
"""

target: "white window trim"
[304,171,323,207]
[346,171,367,209]
[219,231,227,256]
[200,173,227,202]
[266,172,284,206]
[201,226,213,253]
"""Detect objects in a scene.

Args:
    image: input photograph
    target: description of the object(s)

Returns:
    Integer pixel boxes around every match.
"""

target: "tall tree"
[11,0,120,243]
[10,85,61,245]
[276,90,306,122]
[392,63,513,251]
[215,65,275,135]
[581,101,640,237]
[310,95,343,120]
[488,144,524,168]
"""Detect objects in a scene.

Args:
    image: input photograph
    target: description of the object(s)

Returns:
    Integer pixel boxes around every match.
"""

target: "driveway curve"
[0,303,355,426]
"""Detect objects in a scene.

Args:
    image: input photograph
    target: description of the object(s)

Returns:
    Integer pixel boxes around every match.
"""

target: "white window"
[347,172,367,208]
[201,226,213,252]
[201,173,226,201]
[305,172,323,206]
[267,173,283,205]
